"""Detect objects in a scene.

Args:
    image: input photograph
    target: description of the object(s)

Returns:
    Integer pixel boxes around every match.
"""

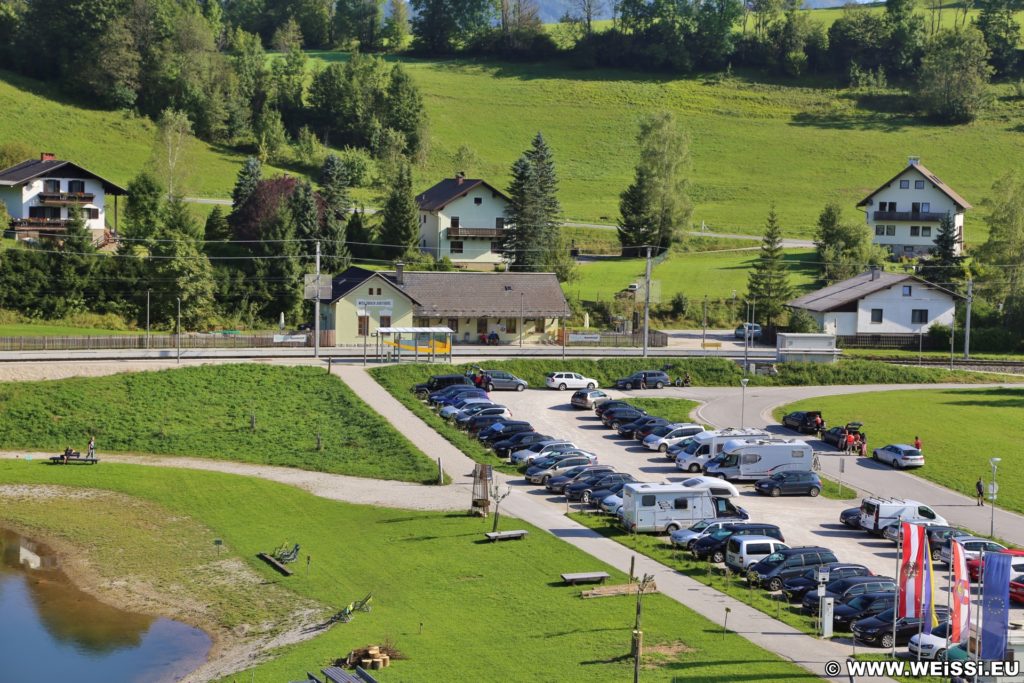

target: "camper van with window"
[621,482,746,534]
[858,497,948,535]
[672,428,772,470]
[704,439,813,481]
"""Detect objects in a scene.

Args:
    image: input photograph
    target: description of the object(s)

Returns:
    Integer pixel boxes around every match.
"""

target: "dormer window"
[902,285,912,297]
[474,197,482,205]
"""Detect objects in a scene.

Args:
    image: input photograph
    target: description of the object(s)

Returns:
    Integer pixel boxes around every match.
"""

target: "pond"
[0,528,212,683]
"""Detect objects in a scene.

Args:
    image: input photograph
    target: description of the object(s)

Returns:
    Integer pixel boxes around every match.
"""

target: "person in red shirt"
[913,436,923,451]
[846,432,856,454]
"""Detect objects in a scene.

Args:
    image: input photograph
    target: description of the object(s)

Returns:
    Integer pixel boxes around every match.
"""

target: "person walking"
[913,435,923,452]
[87,435,95,459]
[976,478,985,506]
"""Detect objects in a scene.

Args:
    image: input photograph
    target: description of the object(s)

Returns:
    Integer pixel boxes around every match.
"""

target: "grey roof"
[0,158,128,194]
[857,162,972,210]
[787,271,958,312]
[382,271,568,318]
[415,177,510,212]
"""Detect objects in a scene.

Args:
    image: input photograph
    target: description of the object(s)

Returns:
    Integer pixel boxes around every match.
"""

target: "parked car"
[925,526,973,561]
[525,452,598,484]
[840,507,862,528]
[565,471,629,501]
[670,519,738,549]
[429,385,487,408]
[600,492,625,515]
[748,546,839,592]
[831,592,897,631]
[414,373,472,399]
[602,407,648,429]
[782,563,872,602]
[965,549,1024,582]
[567,473,636,504]
[586,478,638,509]
[1011,574,1024,605]
[571,389,611,409]
[692,523,785,564]
[754,471,823,497]
[872,444,925,469]
[510,441,577,465]
[801,576,896,615]
[595,400,632,417]
[478,420,534,444]
[734,322,762,340]
[545,465,615,493]
[492,432,553,458]
[908,622,963,660]
[614,371,670,390]
[477,369,528,392]
[439,396,493,419]
[725,535,790,573]
[545,372,598,391]
[642,424,705,452]
[466,415,514,435]
[881,520,945,544]
[852,607,949,647]
[455,404,510,426]
[617,416,668,439]
[781,411,824,434]
[821,423,863,448]
[938,537,1006,565]
[636,421,673,443]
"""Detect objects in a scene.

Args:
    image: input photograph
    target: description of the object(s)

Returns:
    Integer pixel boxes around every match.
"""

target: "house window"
[902,285,912,296]
[379,314,391,328]
[357,315,369,336]
[921,227,931,237]
[477,318,488,334]
[903,246,915,254]
[490,241,502,253]
[921,202,930,212]
[899,180,910,189]
[870,309,883,324]
[875,226,885,236]
[506,318,517,333]
[880,202,896,211]
[915,180,925,189]
[43,179,59,193]
[368,287,373,295]
[413,317,429,327]
[376,288,381,295]
[68,180,85,194]
[450,240,463,254]
[495,217,505,230]
[535,318,545,333]
[886,225,896,236]
[910,226,920,237]
[474,197,482,205]
[911,309,929,324]
[85,208,99,220]
[447,317,459,333]
[451,216,460,228]
[29,206,60,219]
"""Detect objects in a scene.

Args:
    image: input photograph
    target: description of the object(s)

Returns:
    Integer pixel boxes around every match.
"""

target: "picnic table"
[48,452,99,465]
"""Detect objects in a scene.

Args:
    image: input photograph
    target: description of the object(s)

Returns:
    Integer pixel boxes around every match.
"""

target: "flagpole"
[974,549,985,662]
[916,534,931,662]
[893,523,903,659]
[945,550,952,658]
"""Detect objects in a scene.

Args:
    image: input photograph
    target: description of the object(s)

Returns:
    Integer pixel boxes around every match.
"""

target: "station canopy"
[375,327,453,334]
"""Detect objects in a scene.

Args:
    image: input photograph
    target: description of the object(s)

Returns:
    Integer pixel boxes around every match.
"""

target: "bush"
[337,146,373,187]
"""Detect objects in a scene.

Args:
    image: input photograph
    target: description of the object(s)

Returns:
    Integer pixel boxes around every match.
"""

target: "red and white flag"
[898,522,928,619]
[950,539,971,644]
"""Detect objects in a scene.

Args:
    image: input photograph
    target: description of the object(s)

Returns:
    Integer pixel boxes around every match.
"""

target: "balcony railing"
[872,211,946,222]
[37,192,95,205]
[448,226,505,239]
[10,218,72,230]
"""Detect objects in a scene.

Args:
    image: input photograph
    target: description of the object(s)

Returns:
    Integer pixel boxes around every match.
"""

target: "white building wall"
[419,210,439,257]
[856,283,954,334]
[20,177,107,234]
[427,187,508,265]
[865,166,965,256]
[818,312,857,336]
[0,186,19,219]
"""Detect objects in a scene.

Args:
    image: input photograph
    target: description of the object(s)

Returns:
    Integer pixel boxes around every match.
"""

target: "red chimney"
[40,152,55,161]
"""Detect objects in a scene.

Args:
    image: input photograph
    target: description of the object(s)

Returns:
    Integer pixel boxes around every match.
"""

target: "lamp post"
[990,457,1001,538]
[740,378,749,428]
[519,292,524,348]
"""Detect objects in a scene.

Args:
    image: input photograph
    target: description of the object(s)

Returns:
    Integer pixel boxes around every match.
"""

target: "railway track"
[875,357,1024,373]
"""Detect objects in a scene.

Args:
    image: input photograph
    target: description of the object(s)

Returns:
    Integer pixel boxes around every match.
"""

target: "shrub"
[337,146,373,187]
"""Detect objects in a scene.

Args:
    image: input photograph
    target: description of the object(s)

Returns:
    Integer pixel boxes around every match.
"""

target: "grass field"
[775,387,1024,514]
[0,364,438,482]
[0,461,815,682]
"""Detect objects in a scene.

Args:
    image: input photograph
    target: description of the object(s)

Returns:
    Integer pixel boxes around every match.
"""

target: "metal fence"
[561,329,669,348]
[836,333,936,350]
[0,333,316,352]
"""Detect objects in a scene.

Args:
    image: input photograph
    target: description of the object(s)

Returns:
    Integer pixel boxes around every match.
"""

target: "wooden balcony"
[10,218,72,231]
[872,211,945,222]
[37,192,95,205]
[448,225,505,239]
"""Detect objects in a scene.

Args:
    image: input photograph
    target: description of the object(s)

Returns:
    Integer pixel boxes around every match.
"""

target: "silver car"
[669,519,735,549]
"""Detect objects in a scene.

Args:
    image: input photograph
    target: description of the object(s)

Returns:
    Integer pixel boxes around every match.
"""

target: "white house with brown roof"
[0,153,127,242]
[856,157,970,258]
[787,269,956,337]
[416,174,510,266]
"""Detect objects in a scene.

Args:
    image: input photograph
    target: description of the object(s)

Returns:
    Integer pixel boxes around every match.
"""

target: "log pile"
[342,643,402,671]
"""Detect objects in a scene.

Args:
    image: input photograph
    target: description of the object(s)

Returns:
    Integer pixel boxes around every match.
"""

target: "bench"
[561,571,611,585]
[288,673,323,683]
[485,530,528,542]
[322,666,378,683]
[257,552,294,576]
[48,455,99,465]
[701,341,722,350]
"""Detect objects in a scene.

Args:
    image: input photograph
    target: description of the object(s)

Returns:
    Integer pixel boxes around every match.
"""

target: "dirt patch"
[0,483,110,500]
[645,641,695,657]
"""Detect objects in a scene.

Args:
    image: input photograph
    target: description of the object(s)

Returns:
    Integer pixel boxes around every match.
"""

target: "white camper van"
[704,439,813,481]
[621,482,746,534]
[858,497,948,534]
[672,428,772,469]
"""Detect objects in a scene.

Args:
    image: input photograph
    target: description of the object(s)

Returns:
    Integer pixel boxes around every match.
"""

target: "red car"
[1011,575,1024,605]
[966,549,1024,582]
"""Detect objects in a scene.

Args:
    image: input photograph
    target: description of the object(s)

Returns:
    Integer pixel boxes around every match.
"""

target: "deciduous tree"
[916,27,992,123]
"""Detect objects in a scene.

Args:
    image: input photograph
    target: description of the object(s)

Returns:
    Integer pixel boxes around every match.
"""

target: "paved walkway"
[336,364,895,682]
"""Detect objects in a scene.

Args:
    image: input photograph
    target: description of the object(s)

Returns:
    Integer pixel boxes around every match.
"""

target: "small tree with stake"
[490,483,511,533]
[633,573,656,683]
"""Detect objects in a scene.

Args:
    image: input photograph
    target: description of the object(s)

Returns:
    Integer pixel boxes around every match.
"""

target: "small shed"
[776,333,840,364]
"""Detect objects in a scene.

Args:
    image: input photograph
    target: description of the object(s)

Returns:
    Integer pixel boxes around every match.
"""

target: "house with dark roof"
[416,173,510,267]
[787,269,956,338]
[0,153,127,241]
[857,157,970,258]
[320,264,568,345]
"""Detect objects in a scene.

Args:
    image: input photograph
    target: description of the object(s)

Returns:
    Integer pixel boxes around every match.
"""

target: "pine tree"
[319,154,351,214]
[919,211,965,290]
[124,172,164,244]
[322,208,352,271]
[617,165,658,257]
[204,206,230,241]
[378,161,420,260]
[746,207,793,331]
[525,133,563,267]
[150,229,216,329]
[290,180,321,246]
[232,156,263,209]
[385,0,410,49]
[384,64,425,156]
[256,208,303,321]
[504,154,542,271]
[163,196,203,240]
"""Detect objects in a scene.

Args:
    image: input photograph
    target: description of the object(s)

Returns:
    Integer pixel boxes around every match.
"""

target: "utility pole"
[314,241,321,359]
[146,289,151,350]
[702,295,708,353]
[642,246,652,358]
[964,278,973,359]
[519,292,524,348]
[176,297,181,364]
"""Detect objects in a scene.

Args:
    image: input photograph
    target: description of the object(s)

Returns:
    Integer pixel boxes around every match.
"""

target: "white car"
[643,424,704,452]
[669,519,736,549]
[908,622,960,660]
[872,444,925,469]
[601,493,624,515]
[510,441,577,465]
[938,536,1006,565]
[439,398,492,419]
[545,372,599,391]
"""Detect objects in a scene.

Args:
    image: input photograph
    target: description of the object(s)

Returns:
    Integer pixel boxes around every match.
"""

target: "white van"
[859,497,948,534]
[673,428,772,468]
[621,482,746,534]
[705,439,813,481]
[643,423,705,452]
[725,535,790,573]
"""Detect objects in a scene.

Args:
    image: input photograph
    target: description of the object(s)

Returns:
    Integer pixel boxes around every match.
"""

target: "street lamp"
[990,457,1001,538]
[740,378,749,428]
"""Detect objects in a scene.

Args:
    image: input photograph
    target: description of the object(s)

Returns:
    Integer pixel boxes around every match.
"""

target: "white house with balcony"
[787,269,957,338]
[856,157,970,258]
[0,153,127,242]
[416,174,510,267]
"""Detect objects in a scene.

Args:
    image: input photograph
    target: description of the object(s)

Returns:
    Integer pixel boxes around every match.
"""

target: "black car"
[595,401,633,417]
[801,576,896,614]
[748,546,839,592]
[601,407,647,428]
[852,608,950,648]
[565,471,623,501]
[614,371,670,390]
[781,410,824,434]
[754,471,823,497]
[831,592,897,630]
[546,465,615,493]
[586,478,634,508]
[692,523,784,564]
[568,473,635,503]
[479,421,534,444]
[617,416,668,439]
[925,526,973,561]
[492,432,552,458]
[466,415,513,435]
[414,374,472,399]
[782,563,872,602]
[840,507,862,528]
[428,384,485,407]
[821,423,863,448]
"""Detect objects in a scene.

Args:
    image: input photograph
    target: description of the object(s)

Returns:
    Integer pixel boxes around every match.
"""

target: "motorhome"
[858,497,948,534]
[704,439,813,481]
[621,482,746,534]
[672,428,772,470]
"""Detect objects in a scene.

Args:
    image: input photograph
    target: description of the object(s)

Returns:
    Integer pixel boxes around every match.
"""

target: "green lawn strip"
[0,462,815,682]
[623,398,701,424]
[0,364,438,483]
[844,349,1024,363]
[568,512,824,637]
[818,477,859,501]
[774,388,1024,515]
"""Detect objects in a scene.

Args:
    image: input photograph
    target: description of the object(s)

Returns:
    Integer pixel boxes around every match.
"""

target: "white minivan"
[643,423,705,452]
[725,535,790,573]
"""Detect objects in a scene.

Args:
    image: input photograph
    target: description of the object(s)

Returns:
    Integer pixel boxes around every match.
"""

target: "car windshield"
[762,552,785,565]
[681,440,701,455]
[770,473,786,481]
[650,426,673,437]
[689,520,711,532]
[875,608,895,621]
[709,529,733,540]
[930,623,951,638]
[846,596,869,610]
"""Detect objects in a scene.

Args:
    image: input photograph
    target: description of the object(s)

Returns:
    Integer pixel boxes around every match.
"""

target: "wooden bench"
[485,530,528,542]
[48,455,99,465]
[701,341,722,350]
[257,552,294,576]
[321,666,378,683]
[561,571,611,585]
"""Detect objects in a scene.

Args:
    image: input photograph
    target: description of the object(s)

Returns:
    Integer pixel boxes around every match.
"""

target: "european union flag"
[981,552,1012,661]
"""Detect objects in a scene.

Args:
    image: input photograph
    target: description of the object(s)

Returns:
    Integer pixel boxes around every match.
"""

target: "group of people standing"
[61,435,95,463]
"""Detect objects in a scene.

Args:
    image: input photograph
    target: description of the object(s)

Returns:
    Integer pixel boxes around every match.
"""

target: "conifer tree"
[919,211,965,290]
[504,133,563,273]
[232,156,263,209]
[378,161,420,260]
[204,206,230,242]
[746,206,793,331]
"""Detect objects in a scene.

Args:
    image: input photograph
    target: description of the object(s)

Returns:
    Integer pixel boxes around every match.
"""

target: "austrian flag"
[898,522,937,631]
